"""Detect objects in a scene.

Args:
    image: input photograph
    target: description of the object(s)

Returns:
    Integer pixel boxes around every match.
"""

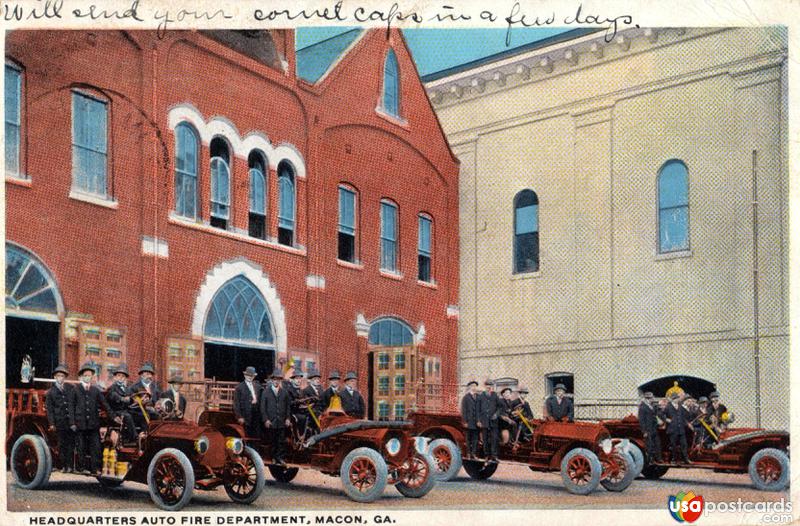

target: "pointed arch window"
[514,190,539,274]
[249,151,267,239]
[204,276,275,347]
[278,161,296,246]
[382,50,400,117]
[174,122,199,219]
[210,137,231,229]
[658,160,690,253]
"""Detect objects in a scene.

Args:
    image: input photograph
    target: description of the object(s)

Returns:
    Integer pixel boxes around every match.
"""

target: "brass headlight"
[385,437,402,456]
[194,436,210,454]
[226,437,244,454]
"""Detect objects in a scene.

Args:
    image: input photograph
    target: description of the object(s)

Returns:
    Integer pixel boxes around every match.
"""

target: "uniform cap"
[138,362,155,375]
[113,363,130,377]
[243,366,258,377]
[53,363,70,377]
[328,370,341,380]
[78,362,96,375]
[344,371,358,381]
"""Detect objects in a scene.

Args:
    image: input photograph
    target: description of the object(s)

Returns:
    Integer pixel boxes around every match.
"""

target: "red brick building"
[5,29,459,420]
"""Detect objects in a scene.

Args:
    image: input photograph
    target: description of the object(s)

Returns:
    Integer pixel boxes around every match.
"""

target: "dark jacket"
[519,400,534,420]
[302,383,324,415]
[46,383,73,429]
[665,403,691,435]
[130,379,162,405]
[162,388,187,415]
[460,392,480,429]
[545,395,574,422]
[70,383,114,430]
[340,388,366,418]
[106,382,133,412]
[479,391,502,427]
[233,381,263,425]
[320,386,340,413]
[638,401,659,435]
[260,385,291,428]
[283,381,303,408]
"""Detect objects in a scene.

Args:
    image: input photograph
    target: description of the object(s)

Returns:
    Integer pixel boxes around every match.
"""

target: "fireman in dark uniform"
[130,362,161,429]
[498,387,519,441]
[105,363,137,444]
[69,363,117,475]
[162,375,187,418]
[234,366,264,438]
[320,370,341,411]
[340,371,366,418]
[301,369,324,430]
[545,383,574,422]
[261,368,291,465]
[638,391,662,462]
[284,368,306,434]
[665,392,692,464]
[460,380,480,459]
[479,379,501,461]
[46,364,75,472]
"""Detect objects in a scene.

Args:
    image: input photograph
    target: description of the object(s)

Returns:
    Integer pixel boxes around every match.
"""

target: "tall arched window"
[277,161,296,246]
[210,137,231,230]
[5,63,22,177]
[249,151,267,239]
[658,160,690,253]
[514,190,539,274]
[418,214,433,283]
[382,50,400,117]
[174,123,199,219]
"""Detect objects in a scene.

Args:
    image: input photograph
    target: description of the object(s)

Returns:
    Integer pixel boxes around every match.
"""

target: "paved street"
[7,463,789,512]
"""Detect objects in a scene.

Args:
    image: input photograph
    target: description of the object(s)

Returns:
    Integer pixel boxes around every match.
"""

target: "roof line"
[296,27,360,53]
[420,28,601,82]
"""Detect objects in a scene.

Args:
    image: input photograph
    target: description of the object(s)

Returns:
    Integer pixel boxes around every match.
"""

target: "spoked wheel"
[395,454,436,498]
[268,465,300,483]
[428,438,462,481]
[748,448,790,492]
[340,447,388,503]
[560,448,602,495]
[600,451,635,492]
[147,448,194,511]
[225,447,266,504]
[641,464,669,479]
[10,434,52,489]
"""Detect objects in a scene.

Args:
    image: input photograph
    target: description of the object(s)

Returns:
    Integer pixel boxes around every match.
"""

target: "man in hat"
[460,380,480,459]
[261,368,292,465]
[664,392,692,464]
[708,391,729,435]
[638,391,662,463]
[105,364,138,444]
[545,384,574,423]
[517,386,534,420]
[498,387,520,442]
[284,369,305,431]
[162,375,187,419]
[69,363,117,475]
[692,396,711,448]
[130,362,162,427]
[320,370,341,412]
[301,369,324,431]
[340,372,366,419]
[514,386,534,442]
[46,364,75,472]
[479,379,501,461]
[234,366,263,438]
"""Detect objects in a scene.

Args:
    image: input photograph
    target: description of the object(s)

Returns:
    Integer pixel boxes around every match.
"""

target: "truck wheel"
[395,454,436,498]
[463,459,498,480]
[626,444,645,477]
[600,451,636,492]
[225,447,266,504]
[11,434,52,489]
[340,447,388,503]
[560,448,602,495]
[748,448,790,492]
[268,465,300,483]
[428,438,462,481]
[641,464,669,480]
[147,448,195,511]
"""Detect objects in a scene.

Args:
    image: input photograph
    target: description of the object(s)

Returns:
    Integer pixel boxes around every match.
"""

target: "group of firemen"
[637,387,730,465]
[232,366,365,465]
[459,379,573,461]
[44,360,184,475]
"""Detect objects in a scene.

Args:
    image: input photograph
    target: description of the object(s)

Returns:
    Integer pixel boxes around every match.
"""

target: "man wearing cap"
[320,370,341,412]
[46,364,75,472]
[162,376,187,419]
[665,392,692,464]
[708,391,729,435]
[106,364,138,444]
[301,369,324,431]
[131,362,162,427]
[638,391,662,463]
[479,379,501,461]
[460,380,480,459]
[692,396,711,448]
[545,384,574,423]
[261,368,292,466]
[234,366,264,438]
[340,372,366,419]
[498,387,519,443]
[69,363,117,475]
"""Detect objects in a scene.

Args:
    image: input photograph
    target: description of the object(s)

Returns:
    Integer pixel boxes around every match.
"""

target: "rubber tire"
[146,448,195,511]
[340,447,388,503]
[748,448,790,492]
[641,464,669,480]
[463,459,498,480]
[268,465,300,483]
[560,448,602,495]
[427,438,462,481]
[395,454,437,498]
[600,451,636,492]
[626,444,645,478]
[225,447,266,504]
[11,434,52,489]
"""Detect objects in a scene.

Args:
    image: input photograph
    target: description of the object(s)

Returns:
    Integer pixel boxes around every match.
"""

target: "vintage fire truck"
[7,386,266,510]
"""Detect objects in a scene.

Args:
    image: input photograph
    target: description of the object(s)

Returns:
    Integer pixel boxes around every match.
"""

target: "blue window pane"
[278,164,295,230]
[175,124,198,218]
[660,207,689,252]
[72,92,108,196]
[658,161,689,208]
[381,202,396,240]
[339,187,356,234]
[658,160,689,252]
[515,204,538,234]
[5,66,20,175]
[5,244,59,315]
[368,318,413,347]
[205,276,274,345]
[250,168,266,214]
[383,50,399,116]
[5,123,20,174]
[210,157,230,219]
[418,216,431,254]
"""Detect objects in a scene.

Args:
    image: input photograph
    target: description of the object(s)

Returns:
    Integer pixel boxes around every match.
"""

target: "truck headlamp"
[226,437,244,455]
[194,436,210,455]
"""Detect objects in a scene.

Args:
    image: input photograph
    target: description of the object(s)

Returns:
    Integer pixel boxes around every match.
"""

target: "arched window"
[338,185,357,262]
[418,214,433,282]
[204,275,275,347]
[658,160,690,253]
[514,190,539,273]
[368,317,413,347]
[5,63,22,177]
[277,161,295,246]
[382,50,400,117]
[6,244,60,318]
[174,122,199,219]
[210,137,231,229]
[380,200,398,272]
[248,151,267,239]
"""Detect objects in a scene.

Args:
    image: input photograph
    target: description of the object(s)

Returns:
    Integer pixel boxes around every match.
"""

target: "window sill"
[168,213,307,256]
[337,259,364,271]
[375,106,409,130]
[6,174,31,187]
[69,190,118,209]
[417,279,438,289]
[379,269,404,281]
[655,249,692,261]
[510,270,542,281]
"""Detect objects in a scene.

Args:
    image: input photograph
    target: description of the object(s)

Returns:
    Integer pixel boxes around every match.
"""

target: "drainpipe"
[752,149,761,428]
